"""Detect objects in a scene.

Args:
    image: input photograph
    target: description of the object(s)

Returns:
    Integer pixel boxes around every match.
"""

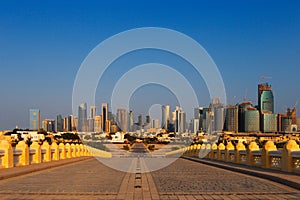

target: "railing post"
[59,143,66,159]
[41,142,51,162]
[205,144,212,159]
[247,141,260,166]
[51,142,59,161]
[0,140,13,168]
[235,142,246,164]
[79,144,84,156]
[15,141,29,166]
[282,140,300,172]
[30,142,41,164]
[65,143,71,158]
[217,143,225,160]
[262,141,277,168]
[225,142,235,162]
[210,143,218,160]
[75,144,80,157]
[71,144,76,157]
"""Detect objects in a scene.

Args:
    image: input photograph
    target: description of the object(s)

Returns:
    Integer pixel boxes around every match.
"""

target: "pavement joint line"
[182,156,300,191]
[0,156,92,181]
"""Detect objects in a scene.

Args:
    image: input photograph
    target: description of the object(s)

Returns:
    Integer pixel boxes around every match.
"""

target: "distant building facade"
[29,109,40,130]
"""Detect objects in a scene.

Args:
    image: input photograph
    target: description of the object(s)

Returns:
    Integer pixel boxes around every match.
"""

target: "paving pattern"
[0,158,125,199]
[151,158,300,199]
[0,155,299,199]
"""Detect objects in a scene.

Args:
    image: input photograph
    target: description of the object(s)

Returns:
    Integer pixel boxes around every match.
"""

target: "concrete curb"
[182,156,300,191]
[0,156,92,180]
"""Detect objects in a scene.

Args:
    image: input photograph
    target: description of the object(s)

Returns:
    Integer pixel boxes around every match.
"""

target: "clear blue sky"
[1,0,300,130]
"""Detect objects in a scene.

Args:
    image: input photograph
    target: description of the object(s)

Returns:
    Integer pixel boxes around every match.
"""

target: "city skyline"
[1,1,300,129]
[23,80,299,135]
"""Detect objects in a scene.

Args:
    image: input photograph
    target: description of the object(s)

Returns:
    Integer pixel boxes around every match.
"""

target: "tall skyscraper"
[67,115,74,131]
[137,114,143,126]
[151,119,160,129]
[161,105,170,130]
[258,83,274,113]
[94,115,102,132]
[42,119,55,132]
[117,108,127,132]
[179,111,186,133]
[174,106,181,133]
[56,114,63,132]
[102,103,108,132]
[245,109,260,132]
[194,107,204,131]
[90,106,97,119]
[29,109,40,130]
[258,82,275,132]
[128,110,134,132]
[145,115,150,124]
[238,102,253,132]
[225,105,239,133]
[78,103,87,132]
[214,105,225,131]
[88,118,94,132]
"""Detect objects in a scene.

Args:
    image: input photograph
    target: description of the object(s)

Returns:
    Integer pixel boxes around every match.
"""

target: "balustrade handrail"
[170,140,300,174]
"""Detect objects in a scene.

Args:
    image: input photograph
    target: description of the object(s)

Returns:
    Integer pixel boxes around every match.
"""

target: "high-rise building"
[261,113,277,133]
[258,83,274,113]
[63,117,68,131]
[179,111,186,133]
[68,115,75,131]
[278,107,297,132]
[162,105,170,130]
[102,103,108,132]
[202,107,211,132]
[42,119,55,132]
[94,115,102,132]
[78,103,87,132]
[88,118,94,132]
[194,107,204,131]
[90,106,97,119]
[56,115,63,132]
[238,102,253,132]
[128,110,134,132]
[173,106,181,133]
[151,119,160,129]
[244,109,260,132]
[225,105,239,133]
[117,108,127,132]
[29,109,40,130]
[192,118,199,134]
[145,115,150,124]
[258,83,275,132]
[138,114,143,126]
[214,105,225,131]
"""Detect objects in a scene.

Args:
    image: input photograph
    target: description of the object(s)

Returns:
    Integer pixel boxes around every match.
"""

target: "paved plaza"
[0,155,299,200]
[0,144,299,200]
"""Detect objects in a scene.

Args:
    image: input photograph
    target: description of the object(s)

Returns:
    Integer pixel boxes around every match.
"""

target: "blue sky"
[1,0,300,130]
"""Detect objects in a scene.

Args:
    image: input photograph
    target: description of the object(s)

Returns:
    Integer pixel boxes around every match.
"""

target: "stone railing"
[0,140,91,168]
[167,140,300,174]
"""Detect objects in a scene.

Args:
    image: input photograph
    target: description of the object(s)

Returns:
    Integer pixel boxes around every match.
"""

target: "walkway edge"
[182,156,300,190]
[0,156,92,180]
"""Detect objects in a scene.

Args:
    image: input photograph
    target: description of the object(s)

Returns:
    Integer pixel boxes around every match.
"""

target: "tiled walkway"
[0,157,299,199]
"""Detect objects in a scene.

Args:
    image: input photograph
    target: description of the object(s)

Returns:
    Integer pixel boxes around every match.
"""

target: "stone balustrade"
[167,140,300,174]
[0,140,91,168]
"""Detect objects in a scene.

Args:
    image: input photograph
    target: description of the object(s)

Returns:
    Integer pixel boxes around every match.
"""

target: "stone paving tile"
[1,157,300,199]
[152,158,300,199]
[0,158,125,196]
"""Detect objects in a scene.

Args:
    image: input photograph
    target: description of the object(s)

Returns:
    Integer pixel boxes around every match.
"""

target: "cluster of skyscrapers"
[29,81,299,134]
[190,82,298,134]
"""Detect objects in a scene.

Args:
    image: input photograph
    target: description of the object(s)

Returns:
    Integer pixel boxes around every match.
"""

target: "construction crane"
[260,75,272,83]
